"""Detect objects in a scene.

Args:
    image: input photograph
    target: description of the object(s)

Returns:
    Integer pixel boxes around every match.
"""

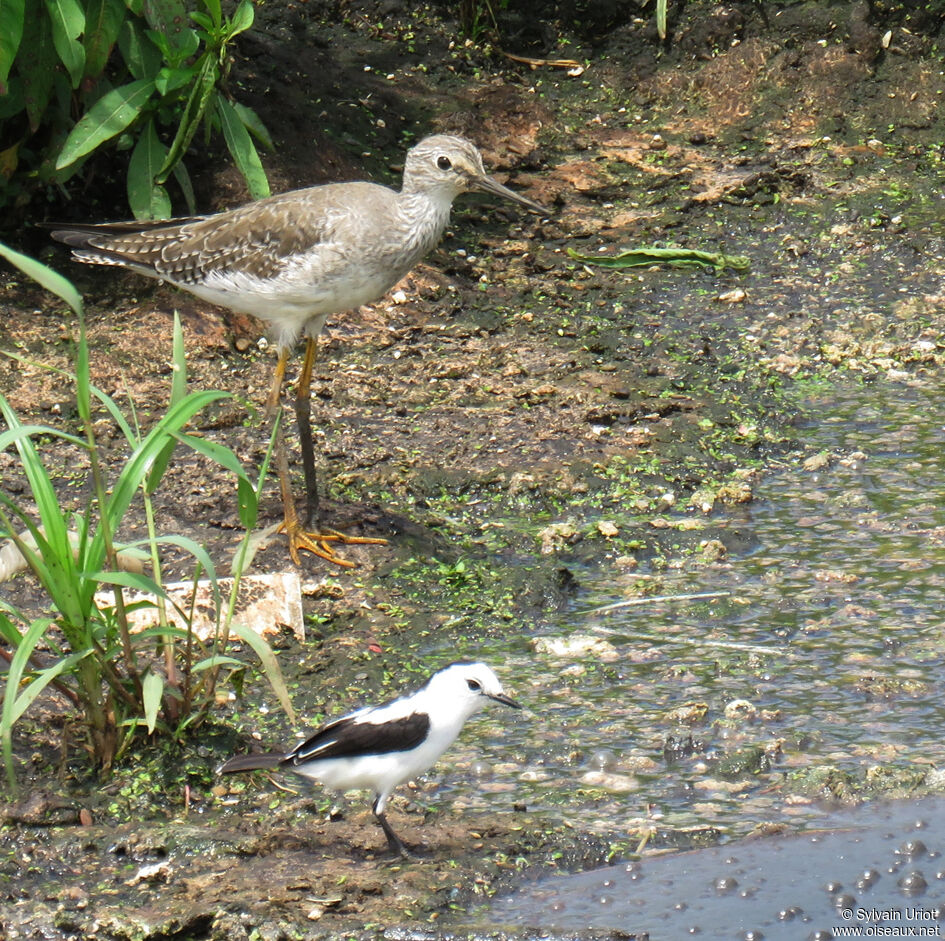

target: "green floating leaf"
[56,78,156,170]
[567,246,750,274]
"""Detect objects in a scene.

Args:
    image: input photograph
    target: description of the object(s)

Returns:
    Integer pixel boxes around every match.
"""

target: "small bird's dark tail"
[218,752,286,774]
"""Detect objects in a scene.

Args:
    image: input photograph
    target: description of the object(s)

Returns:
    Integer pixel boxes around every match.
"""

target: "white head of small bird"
[424,661,521,718]
[403,135,544,213]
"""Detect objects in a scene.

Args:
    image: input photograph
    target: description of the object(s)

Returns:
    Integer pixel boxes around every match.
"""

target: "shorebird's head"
[426,661,522,719]
[403,134,545,214]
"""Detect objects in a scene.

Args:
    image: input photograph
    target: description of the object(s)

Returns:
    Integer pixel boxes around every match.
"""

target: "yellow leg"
[268,337,387,568]
[264,346,290,419]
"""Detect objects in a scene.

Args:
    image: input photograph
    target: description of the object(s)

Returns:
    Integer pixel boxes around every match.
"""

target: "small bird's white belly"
[292,724,461,811]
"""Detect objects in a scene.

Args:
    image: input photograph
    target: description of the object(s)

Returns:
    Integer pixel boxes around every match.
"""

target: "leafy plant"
[0,245,294,792]
[0,0,271,219]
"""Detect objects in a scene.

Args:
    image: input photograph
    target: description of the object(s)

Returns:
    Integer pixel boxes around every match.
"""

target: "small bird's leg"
[264,345,290,419]
[269,339,386,567]
[373,797,413,858]
[295,335,320,527]
[273,405,357,568]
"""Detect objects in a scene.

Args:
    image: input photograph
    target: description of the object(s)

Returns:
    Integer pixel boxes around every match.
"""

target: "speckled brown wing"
[48,186,343,286]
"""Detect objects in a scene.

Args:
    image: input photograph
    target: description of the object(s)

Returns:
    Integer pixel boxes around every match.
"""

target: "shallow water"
[399,375,945,935]
[424,379,945,834]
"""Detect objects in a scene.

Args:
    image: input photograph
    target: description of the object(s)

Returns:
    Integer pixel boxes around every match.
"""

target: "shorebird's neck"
[395,186,457,255]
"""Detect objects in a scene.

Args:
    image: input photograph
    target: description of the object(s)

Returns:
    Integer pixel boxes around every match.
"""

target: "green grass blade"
[228,622,296,725]
[89,570,170,598]
[0,241,83,315]
[9,649,88,726]
[101,389,230,532]
[145,311,188,493]
[1,616,54,792]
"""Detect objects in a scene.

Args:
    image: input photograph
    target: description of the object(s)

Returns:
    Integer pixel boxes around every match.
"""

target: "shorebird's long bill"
[474,173,546,215]
[489,691,523,709]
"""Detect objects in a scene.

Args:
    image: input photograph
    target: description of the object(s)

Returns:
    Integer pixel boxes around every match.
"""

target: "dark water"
[490,797,945,938]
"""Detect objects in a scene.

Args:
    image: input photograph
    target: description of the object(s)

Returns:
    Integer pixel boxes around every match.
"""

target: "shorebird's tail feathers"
[217,752,285,774]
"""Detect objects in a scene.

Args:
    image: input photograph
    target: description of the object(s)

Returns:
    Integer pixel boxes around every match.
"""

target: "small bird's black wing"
[285,712,430,765]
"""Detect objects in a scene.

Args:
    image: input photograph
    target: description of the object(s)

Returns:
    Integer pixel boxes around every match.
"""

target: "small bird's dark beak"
[489,691,522,709]
[473,173,546,215]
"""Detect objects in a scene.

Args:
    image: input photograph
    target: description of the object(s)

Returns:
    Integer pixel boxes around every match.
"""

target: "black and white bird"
[219,661,521,856]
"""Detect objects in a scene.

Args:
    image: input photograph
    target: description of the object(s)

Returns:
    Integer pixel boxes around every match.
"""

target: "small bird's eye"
[466,678,481,692]
[436,155,452,171]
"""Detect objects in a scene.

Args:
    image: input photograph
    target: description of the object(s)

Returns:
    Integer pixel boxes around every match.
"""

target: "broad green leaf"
[56,79,156,170]
[83,0,125,79]
[19,11,56,132]
[229,622,296,724]
[201,0,222,30]
[45,0,86,88]
[156,56,218,182]
[215,95,270,200]
[142,671,164,733]
[143,0,190,47]
[153,64,196,97]
[127,118,172,220]
[0,0,25,88]
[0,241,83,315]
[117,19,162,81]
[172,160,196,214]
[226,0,254,39]
[231,101,273,151]
[566,246,750,274]
[0,77,24,121]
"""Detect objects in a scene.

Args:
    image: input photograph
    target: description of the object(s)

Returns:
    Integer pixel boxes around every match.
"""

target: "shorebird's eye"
[466,678,482,692]
[436,155,452,171]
